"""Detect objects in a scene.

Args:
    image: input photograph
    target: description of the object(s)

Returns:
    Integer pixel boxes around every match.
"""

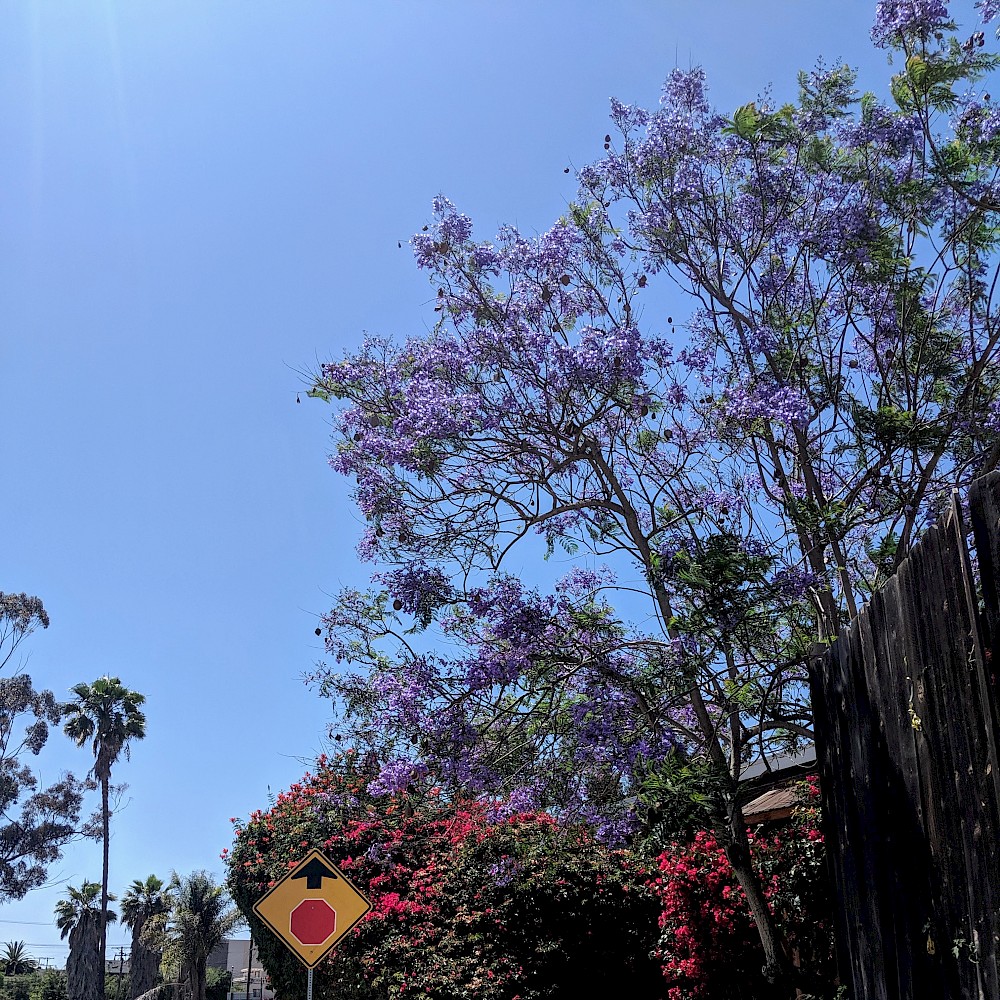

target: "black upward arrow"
[291,857,340,890]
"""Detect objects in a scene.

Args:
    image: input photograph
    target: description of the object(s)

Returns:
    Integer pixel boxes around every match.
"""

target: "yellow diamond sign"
[252,848,371,968]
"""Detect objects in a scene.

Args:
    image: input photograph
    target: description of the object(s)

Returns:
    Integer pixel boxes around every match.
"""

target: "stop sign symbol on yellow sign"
[252,849,372,969]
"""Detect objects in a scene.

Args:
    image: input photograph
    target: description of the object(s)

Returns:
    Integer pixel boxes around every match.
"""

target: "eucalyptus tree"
[121,876,170,1000]
[63,678,146,990]
[0,593,86,901]
[309,1,1000,992]
[55,881,117,1000]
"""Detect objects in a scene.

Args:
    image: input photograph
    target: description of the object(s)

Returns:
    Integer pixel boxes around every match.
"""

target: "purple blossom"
[368,758,428,796]
[486,785,540,822]
[555,566,617,597]
[609,97,650,131]
[375,562,455,623]
[770,566,822,600]
[978,0,1000,22]
[660,67,710,119]
[871,0,951,47]
[725,383,811,429]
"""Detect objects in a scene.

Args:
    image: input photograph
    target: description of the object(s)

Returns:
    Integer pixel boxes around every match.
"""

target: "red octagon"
[290,899,337,945]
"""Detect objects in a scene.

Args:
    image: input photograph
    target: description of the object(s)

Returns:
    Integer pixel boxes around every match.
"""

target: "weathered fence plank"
[810,471,1000,1000]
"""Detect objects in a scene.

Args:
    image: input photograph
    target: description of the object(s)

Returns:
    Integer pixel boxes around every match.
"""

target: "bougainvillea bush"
[225,753,664,1000]
[652,778,836,999]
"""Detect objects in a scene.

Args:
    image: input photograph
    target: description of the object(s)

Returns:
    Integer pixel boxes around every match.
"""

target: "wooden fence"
[809,471,1000,1000]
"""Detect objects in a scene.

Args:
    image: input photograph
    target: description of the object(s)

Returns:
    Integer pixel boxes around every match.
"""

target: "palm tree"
[63,676,146,991]
[2,940,35,975]
[165,872,240,1000]
[121,876,170,1000]
[55,881,117,1000]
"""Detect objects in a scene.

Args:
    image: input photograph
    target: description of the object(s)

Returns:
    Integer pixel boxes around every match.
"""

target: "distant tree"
[0,593,86,902]
[7,977,30,1000]
[63,678,146,993]
[36,970,68,1000]
[55,881,117,1000]
[162,873,240,1000]
[120,877,169,1000]
[203,969,230,1000]
[1,943,34,977]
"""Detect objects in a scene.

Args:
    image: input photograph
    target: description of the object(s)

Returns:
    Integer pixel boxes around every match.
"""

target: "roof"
[742,785,804,825]
[739,745,817,782]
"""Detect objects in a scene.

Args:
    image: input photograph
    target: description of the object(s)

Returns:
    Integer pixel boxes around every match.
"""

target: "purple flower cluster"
[871,0,951,47]
[769,566,823,601]
[978,0,1000,22]
[555,565,617,597]
[374,562,455,621]
[368,758,429,797]
[725,383,811,429]
[955,92,1000,146]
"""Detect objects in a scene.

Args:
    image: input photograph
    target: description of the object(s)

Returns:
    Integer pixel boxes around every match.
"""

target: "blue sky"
[1,0,893,965]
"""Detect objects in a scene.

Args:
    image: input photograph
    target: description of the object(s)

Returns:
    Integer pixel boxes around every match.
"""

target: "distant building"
[208,939,273,1000]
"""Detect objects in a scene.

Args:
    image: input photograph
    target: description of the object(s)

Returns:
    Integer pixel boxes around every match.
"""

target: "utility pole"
[115,946,126,1000]
[245,934,254,1000]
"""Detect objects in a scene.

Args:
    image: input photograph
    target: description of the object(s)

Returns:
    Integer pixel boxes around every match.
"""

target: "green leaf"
[731,102,761,140]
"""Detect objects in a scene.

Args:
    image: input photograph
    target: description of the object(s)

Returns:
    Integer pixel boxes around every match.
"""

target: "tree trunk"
[68,914,102,1000]
[193,958,207,1000]
[100,777,110,1000]
[128,928,160,1000]
[722,800,798,998]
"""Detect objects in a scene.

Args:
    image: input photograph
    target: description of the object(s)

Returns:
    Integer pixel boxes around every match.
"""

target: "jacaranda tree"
[309,1,1000,990]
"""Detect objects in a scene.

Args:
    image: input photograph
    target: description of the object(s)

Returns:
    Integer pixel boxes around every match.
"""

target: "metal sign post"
[306,969,313,1000]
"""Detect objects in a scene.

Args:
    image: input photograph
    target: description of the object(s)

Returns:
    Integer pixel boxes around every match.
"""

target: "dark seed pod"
[315,627,322,636]
[637,274,647,287]
[393,599,403,611]
[560,274,571,286]
[640,406,649,417]
[604,134,611,143]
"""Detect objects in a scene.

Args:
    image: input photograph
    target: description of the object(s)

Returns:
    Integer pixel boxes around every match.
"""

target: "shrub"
[651,778,836,999]
[227,752,664,999]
